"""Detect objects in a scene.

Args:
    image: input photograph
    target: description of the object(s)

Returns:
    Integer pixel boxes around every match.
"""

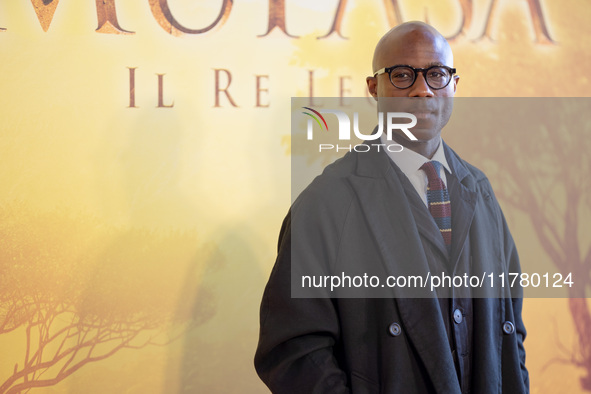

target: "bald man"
[255,22,528,394]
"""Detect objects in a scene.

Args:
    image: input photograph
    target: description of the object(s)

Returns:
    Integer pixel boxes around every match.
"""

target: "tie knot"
[420,161,443,182]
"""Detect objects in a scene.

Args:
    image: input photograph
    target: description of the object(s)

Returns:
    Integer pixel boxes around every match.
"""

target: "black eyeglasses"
[373,65,457,90]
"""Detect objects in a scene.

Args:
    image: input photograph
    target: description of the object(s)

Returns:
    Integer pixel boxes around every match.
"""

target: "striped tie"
[420,161,452,248]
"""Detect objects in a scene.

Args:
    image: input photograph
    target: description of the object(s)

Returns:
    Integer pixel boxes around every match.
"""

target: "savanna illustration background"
[0,1,590,393]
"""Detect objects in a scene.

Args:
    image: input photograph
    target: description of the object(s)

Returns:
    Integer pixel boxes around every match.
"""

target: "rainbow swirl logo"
[302,107,328,131]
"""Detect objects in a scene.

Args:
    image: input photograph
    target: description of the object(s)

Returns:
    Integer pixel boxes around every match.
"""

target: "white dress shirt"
[380,135,452,207]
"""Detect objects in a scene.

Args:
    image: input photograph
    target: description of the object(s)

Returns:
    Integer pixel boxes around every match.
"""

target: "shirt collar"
[381,135,452,178]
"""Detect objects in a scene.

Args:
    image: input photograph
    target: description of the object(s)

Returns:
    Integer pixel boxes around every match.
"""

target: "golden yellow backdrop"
[0,0,590,393]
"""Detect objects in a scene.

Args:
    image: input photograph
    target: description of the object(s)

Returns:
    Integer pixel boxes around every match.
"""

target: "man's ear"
[452,75,459,93]
[366,76,378,101]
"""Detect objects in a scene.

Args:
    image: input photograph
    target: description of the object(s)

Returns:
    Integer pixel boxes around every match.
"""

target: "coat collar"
[442,140,474,190]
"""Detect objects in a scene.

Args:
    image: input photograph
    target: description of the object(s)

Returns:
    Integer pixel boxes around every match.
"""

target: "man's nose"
[408,72,434,97]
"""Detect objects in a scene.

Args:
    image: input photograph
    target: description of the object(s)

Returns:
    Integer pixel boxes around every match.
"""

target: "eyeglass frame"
[372,64,457,90]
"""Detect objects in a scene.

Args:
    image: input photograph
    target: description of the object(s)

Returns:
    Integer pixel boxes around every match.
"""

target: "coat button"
[453,308,463,324]
[388,322,401,336]
[502,321,515,335]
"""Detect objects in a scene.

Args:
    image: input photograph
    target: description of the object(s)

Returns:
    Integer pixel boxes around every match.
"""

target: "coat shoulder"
[445,145,495,193]
[292,152,358,215]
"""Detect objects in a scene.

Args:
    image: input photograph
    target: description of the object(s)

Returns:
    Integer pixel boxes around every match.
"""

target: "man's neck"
[390,132,441,159]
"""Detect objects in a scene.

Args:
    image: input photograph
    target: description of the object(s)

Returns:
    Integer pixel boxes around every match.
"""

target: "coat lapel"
[444,145,478,272]
[391,161,451,262]
[443,142,508,392]
[347,147,461,394]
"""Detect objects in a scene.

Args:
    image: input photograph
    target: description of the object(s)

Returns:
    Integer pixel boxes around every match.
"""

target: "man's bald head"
[366,22,458,158]
[372,22,454,73]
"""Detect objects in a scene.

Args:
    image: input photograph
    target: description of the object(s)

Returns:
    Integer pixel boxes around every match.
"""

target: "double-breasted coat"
[255,142,528,393]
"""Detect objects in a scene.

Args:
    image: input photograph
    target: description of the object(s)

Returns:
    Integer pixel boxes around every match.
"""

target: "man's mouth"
[412,111,434,119]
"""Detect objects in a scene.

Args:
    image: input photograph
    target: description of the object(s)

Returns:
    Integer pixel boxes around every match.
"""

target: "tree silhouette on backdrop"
[0,203,213,393]
[447,98,591,390]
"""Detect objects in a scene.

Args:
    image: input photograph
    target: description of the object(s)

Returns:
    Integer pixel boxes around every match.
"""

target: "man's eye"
[428,70,446,79]
[392,72,411,79]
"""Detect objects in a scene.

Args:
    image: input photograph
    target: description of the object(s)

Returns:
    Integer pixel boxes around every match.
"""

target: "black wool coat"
[255,142,529,393]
